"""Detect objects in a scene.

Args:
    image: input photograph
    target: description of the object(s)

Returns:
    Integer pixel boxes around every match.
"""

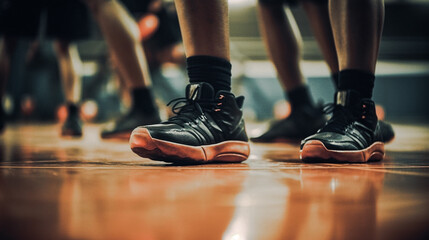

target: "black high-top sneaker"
[62,104,83,137]
[130,82,250,164]
[378,120,395,143]
[251,105,326,143]
[300,90,384,163]
[101,108,161,140]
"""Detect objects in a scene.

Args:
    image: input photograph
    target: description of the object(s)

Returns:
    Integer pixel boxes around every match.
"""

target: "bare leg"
[252,1,326,143]
[54,40,83,137]
[84,0,161,139]
[329,0,384,73]
[174,0,229,59]
[85,0,151,88]
[174,0,232,92]
[302,0,338,74]
[257,1,304,90]
[53,41,82,104]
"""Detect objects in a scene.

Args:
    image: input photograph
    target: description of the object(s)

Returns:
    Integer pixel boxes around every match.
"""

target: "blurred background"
[1,0,428,125]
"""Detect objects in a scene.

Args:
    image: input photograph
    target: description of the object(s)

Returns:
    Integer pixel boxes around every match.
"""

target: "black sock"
[67,103,79,117]
[332,72,339,90]
[187,55,232,92]
[338,69,375,98]
[132,87,157,114]
[286,85,315,112]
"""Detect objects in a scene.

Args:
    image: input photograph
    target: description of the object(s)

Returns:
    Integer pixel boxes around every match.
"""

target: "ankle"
[131,87,158,115]
[187,55,232,93]
[338,69,374,98]
[286,85,316,112]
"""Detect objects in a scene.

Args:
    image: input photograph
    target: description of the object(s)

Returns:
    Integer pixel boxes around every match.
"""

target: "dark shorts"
[259,0,328,7]
[0,0,90,41]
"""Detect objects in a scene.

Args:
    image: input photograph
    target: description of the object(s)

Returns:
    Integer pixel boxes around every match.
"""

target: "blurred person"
[0,0,90,136]
[252,0,394,144]
[139,0,186,103]
[54,42,84,137]
[300,0,387,163]
[129,0,250,164]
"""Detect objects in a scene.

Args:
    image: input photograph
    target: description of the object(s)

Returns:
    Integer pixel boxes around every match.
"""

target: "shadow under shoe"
[300,90,385,163]
[101,109,161,140]
[251,105,326,143]
[130,82,250,164]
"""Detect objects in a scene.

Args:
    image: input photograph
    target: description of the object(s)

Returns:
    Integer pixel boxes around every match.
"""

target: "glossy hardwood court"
[1,122,429,240]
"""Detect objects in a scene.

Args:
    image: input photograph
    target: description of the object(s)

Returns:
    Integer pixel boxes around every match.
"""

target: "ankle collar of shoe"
[334,90,377,121]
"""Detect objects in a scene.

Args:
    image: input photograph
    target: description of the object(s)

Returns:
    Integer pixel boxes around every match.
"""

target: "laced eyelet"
[219,95,225,100]
[362,104,366,108]
[214,109,221,112]
[217,103,222,106]
[362,115,366,119]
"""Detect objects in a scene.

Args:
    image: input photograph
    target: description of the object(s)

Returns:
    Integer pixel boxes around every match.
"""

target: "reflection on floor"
[1,123,429,240]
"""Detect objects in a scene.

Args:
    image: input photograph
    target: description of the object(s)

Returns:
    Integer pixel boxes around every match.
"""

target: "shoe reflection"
[57,168,248,240]
[223,166,384,240]
[283,167,384,240]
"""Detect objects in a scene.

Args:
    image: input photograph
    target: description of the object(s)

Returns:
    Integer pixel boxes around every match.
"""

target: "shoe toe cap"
[301,132,361,151]
[144,124,202,146]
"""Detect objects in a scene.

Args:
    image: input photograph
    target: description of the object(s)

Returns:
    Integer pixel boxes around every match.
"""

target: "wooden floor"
[1,122,429,240]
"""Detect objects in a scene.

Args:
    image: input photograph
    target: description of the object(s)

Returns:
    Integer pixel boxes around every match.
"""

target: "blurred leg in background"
[301,0,338,81]
[253,0,327,142]
[84,0,161,140]
[46,0,92,137]
[138,0,186,106]
[53,41,83,137]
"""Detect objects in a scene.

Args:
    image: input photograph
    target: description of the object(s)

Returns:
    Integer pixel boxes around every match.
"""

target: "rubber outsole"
[300,140,384,163]
[130,128,250,164]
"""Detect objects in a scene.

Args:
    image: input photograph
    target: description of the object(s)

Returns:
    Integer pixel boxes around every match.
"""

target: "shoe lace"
[320,103,355,133]
[166,87,219,126]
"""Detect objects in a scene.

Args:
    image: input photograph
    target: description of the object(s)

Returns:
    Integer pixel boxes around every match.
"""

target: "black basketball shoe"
[61,104,83,137]
[130,82,250,164]
[300,90,385,163]
[378,120,395,143]
[251,105,394,144]
[101,108,161,140]
[251,105,326,143]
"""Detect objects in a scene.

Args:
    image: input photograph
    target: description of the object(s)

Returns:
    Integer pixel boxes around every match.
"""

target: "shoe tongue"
[186,82,215,101]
